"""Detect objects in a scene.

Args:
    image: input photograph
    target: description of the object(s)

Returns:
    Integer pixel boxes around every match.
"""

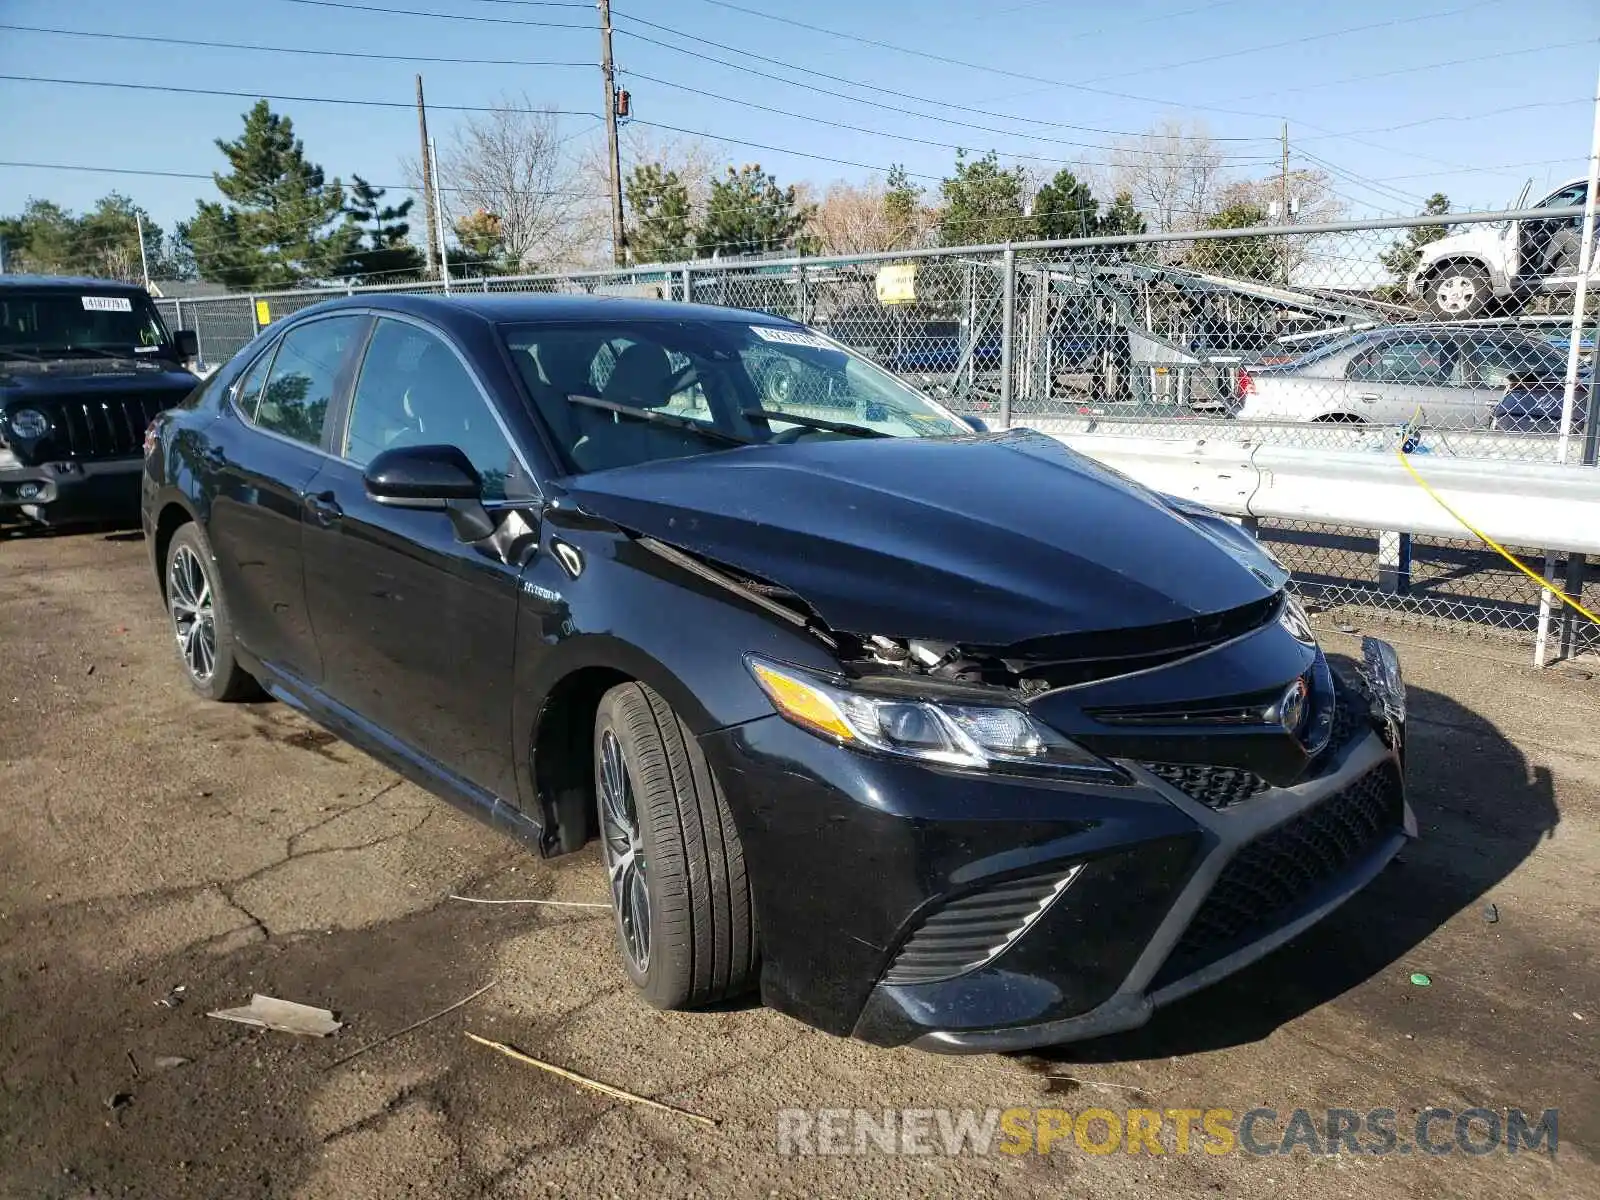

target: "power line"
[1072,0,1514,86]
[0,74,598,120]
[0,19,1260,162]
[612,23,1277,149]
[609,10,1290,124]
[0,23,595,68]
[1300,98,1595,143]
[275,0,592,27]
[625,71,1269,169]
[1216,37,1600,104]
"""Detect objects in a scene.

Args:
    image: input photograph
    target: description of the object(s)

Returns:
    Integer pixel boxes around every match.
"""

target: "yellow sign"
[875,263,917,305]
[254,299,272,327]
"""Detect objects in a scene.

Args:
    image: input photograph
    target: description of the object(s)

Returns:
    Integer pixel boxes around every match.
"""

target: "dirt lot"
[2,526,1597,1200]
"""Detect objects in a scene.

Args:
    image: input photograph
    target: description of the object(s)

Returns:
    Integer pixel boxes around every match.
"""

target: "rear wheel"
[165,523,260,702]
[1425,263,1493,319]
[594,682,757,1009]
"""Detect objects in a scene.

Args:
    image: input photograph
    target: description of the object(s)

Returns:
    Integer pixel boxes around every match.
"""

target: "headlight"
[1279,593,1317,645]
[1359,636,1405,725]
[9,408,49,439]
[747,656,1126,782]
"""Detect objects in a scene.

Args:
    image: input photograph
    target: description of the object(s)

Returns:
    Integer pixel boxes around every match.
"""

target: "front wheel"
[165,523,261,702]
[594,682,757,1009]
[1425,263,1493,319]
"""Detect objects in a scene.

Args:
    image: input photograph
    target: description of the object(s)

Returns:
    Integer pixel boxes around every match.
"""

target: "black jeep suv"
[1,275,199,525]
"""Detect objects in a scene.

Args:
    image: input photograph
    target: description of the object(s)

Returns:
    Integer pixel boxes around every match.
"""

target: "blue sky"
[1,0,1597,235]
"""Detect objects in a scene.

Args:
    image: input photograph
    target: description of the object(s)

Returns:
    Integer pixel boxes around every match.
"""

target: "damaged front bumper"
[700,634,1411,1052]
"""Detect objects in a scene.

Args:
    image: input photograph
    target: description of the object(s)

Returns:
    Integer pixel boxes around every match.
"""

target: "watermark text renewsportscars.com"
[775,1106,1558,1158]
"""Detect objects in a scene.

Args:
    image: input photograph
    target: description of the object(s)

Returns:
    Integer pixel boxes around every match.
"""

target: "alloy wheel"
[168,545,217,683]
[599,728,650,973]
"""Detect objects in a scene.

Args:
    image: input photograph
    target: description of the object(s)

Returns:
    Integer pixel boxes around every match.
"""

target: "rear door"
[299,315,540,798]
[204,314,368,684]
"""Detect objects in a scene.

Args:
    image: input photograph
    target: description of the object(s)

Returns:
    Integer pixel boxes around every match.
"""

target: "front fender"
[508,522,842,836]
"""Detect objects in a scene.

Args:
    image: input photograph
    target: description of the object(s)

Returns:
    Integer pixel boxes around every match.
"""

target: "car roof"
[280,291,801,332]
[0,274,151,293]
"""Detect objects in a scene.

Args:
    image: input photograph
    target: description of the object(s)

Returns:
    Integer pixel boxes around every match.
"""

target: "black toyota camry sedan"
[141,294,1411,1052]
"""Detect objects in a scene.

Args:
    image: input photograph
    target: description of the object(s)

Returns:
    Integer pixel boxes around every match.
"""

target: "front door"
[205,314,368,684]
[1343,333,1482,427]
[300,316,541,799]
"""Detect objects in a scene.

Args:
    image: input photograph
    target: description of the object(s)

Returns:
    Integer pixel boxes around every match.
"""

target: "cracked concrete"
[2,527,1598,1200]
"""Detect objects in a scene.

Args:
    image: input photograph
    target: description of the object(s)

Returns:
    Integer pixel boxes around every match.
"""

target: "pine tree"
[1188,202,1278,282]
[937,150,1028,246]
[1096,190,1147,237]
[344,175,421,282]
[883,164,923,249]
[625,163,692,263]
[1379,193,1451,283]
[694,164,813,258]
[182,101,361,287]
[1032,169,1099,240]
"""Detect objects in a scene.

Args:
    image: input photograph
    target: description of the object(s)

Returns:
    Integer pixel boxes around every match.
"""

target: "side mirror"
[962,414,990,433]
[364,444,482,505]
[171,329,199,361]
[364,445,495,542]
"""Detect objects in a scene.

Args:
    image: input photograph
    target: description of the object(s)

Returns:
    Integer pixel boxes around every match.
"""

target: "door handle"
[305,491,343,526]
[1357,393,1380,403]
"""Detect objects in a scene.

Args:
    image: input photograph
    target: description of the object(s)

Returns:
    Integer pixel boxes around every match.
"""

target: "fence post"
[1377,531,1412,595]
[795,263,808,323]
[999,246,1016,429]
[681,263,692,303]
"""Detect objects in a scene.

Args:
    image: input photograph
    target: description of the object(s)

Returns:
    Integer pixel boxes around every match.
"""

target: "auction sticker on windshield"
[752,326,834,350]
[82,296,133,312]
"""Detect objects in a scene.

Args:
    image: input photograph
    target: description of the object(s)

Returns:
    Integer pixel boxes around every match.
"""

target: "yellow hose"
[1393,430,1600,626]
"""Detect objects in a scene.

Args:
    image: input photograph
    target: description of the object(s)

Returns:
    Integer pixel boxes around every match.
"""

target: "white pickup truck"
[1410,177,1598,319]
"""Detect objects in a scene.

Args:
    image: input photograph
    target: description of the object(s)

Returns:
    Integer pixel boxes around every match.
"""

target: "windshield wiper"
[567,394,754,446]
[0,347,49,362]
[740,409,889,438]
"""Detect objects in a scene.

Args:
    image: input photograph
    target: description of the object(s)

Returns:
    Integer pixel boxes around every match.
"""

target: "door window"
[257,317,363,448]
[1461,336,1568,387]
[344,319,536,501]
[232,342,278,422]
[1536,183,1589,210]
[1346,337,1453,385]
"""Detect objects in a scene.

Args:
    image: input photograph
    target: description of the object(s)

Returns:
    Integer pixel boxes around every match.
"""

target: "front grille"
[884,867,1080,985]
[41,394,172,461]
[1142,762,1271,810]
[1156,762,1403,983]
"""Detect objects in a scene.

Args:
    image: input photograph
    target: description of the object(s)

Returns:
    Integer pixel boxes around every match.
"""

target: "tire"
[164,523,261,702]
[1425,263,1493,319]
[593,682,757,1009]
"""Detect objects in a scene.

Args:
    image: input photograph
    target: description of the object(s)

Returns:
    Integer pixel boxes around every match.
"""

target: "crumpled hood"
[561,430,1280,646]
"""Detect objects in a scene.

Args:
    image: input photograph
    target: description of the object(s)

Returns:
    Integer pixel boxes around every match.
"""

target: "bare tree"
[405,95,594,272]
[1110,120,1226,235]
[1212,169,1347,277]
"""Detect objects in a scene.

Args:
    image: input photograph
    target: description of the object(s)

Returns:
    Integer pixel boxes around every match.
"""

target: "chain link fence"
[153,204,1600,659]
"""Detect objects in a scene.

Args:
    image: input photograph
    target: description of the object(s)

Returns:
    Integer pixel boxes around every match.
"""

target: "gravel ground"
[1,524,1596,1199]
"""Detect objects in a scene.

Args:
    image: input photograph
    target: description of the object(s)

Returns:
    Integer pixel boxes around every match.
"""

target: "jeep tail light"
[1236,369,1255,399]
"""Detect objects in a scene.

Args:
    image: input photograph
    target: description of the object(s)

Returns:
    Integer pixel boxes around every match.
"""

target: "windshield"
[0,290,173,359]
[500,318,970,474]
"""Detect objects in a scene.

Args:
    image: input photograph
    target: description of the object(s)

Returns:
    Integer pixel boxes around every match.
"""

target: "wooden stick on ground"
[465,1032,718,1128]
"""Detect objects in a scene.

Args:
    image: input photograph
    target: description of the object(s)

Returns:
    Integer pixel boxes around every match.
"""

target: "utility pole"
[598,0,626,266]
[430,137,452,295]
[1279,121,1290,283]
[416,74,438,279]
[135,211,151,290]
